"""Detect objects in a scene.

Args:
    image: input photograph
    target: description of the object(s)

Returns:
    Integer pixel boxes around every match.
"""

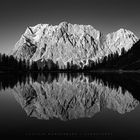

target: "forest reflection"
[1,72,140,97]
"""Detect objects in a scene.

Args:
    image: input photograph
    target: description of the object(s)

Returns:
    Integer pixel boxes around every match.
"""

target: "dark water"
[0,72,140,138]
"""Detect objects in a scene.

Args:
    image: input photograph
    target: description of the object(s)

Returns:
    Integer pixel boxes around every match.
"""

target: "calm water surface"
[0,72,140,138]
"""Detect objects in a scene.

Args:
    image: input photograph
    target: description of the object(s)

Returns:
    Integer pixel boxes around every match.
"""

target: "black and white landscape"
[1,0,140,138]
[0,21,140,72]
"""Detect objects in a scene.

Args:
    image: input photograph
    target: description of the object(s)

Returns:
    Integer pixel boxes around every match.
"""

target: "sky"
[0,0,140,54]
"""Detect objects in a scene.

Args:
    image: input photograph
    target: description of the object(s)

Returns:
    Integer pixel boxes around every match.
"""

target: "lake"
[0,72,140,138]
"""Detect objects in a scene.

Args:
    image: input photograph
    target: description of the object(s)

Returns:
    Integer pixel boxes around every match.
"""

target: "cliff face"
[12,22,138,68]
[12,74,139,121]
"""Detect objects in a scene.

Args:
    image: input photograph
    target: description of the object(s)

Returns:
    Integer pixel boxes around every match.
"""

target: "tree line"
[0,51,124,72]
[0,53,38,72]
[0,43,139,72]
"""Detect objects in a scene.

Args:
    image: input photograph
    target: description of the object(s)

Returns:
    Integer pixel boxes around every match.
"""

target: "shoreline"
[1,70,140,74]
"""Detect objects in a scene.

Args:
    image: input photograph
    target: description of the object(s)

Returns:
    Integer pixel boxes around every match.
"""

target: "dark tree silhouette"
[0,53,31,72]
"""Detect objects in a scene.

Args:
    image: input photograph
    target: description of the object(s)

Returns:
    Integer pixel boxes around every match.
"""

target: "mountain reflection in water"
[2,72,138,121]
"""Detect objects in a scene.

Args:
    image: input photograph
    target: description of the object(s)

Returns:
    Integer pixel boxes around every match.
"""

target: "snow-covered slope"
[12,22,138,68]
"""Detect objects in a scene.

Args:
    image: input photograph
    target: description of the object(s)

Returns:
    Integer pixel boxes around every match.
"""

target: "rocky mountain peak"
[11,22,138,68]
[105,28,138,54]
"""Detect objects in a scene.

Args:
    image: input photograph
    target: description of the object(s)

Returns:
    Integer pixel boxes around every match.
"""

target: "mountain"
[11,22,138,69]
[12,74,139,121]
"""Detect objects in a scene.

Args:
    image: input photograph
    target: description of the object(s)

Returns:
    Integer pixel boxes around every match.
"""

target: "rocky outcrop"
[12,74,139,121]
[11,22,138,68]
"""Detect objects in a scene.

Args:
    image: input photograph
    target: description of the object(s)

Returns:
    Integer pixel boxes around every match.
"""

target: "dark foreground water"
[0,72,140,138]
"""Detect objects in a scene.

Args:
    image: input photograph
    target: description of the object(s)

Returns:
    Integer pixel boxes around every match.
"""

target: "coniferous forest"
[0,53,35,72]
[0,53,118,72]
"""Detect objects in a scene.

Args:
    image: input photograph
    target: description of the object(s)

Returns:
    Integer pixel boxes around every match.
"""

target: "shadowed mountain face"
[12,73,139,121]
